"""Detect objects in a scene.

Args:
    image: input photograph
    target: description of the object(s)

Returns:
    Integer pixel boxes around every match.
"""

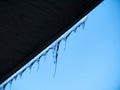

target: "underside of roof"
[0,0,103,84]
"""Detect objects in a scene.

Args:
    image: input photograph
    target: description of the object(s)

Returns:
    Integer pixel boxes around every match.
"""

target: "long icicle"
[53,16,88,76]
[53,40,61,77]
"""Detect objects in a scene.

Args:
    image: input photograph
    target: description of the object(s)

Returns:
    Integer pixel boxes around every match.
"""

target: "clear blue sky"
[5,0,120,90]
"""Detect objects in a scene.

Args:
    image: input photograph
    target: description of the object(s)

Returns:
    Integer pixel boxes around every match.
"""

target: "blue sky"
[4,0,120,90]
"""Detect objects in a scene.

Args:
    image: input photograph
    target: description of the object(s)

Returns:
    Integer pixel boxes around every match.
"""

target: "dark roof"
[0,0,103,83]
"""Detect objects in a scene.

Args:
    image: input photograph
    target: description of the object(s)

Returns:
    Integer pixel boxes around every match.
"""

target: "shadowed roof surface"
[0,0,103,83]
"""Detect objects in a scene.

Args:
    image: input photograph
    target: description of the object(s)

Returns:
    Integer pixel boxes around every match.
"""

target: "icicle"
[53,40,61,77]
[73,27,78,33]
[73,23,81,33]
[51,44,56,58]
[29,61,35,73]
[56,40,61,60]
[45,49,49,61]
[48,47,54,51]
[81,16,88,30]
[63,38,67,51]
[53,40,62,63]
[53,16,88,77]
[3,83,7,90]
[14,75,18,81]
[53,61,57,78]
[36,48,52,71]
[21,68,27,78]
[38,55,42,61]
[63,31,73,51]
[9,79,13,90]
[41,51,47,62]
[81,22,85,29]
[19,72,22,79]
[36,58,40,72]
[18,68,26,79]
